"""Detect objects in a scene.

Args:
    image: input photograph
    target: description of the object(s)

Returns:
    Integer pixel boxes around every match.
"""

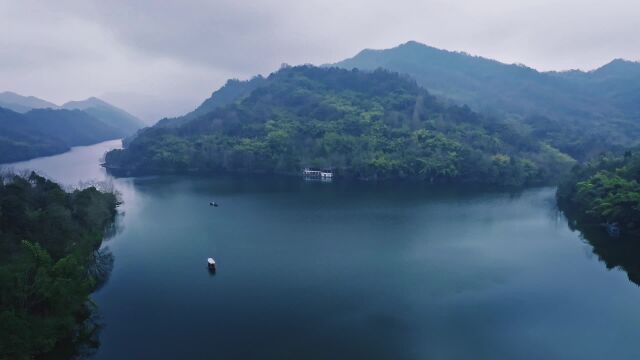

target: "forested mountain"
[105,66,573,186]
[551,59,640,120]
[0,107,123,163]
[62,97,145,135]
[155,76,267,128]
[0,172,118,358]
[334,41,640,159]
[0,92,58,113]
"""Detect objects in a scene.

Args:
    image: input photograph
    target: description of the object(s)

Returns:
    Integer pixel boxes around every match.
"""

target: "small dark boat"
[207,258,216,272]
[209,201,218,207]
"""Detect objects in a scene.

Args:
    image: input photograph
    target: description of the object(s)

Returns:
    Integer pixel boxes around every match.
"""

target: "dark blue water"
[6,141,640,359]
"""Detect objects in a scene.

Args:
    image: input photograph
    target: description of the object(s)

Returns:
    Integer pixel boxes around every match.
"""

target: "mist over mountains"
[3,0,640,357]
[0,91,144,163]
[3,40,640,168]
[61,97,146,135]
[0,92,59,113]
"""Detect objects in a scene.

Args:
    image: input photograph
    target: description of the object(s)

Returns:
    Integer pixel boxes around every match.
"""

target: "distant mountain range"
[0,91,145,163]
[61,97,146,134]
[5,41,640,169]
[333,41,640,159]
[0,92,58,113]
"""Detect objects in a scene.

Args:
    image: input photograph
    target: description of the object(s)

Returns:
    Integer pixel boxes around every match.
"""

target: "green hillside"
[334,41,640,160]
[105,66,573,186]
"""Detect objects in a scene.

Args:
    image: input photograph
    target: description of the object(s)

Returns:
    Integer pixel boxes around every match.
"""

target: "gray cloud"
[1,0,639,122]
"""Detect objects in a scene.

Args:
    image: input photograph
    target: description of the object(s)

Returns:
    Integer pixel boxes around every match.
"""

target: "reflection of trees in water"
[94,208,124,290]
[37,248,115,359]
[37,308,103,360]
[89,247,115,291]
[39,222,120,359]
[567,219,640,286]
[104,208,125,240]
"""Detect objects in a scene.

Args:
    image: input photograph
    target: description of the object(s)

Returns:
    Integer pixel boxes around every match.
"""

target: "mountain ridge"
[0,106,124,163]
[105,65,573,186]
[333,41,640,159]
[0,91,59,113]
[0,91,145,136]
[62,96,145,134]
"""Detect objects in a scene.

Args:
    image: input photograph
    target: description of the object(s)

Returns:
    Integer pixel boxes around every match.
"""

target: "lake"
[5,140,640,359]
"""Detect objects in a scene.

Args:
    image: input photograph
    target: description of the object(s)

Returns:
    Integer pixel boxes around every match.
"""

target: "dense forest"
[158,75,268,128]
[105,66,573,186]
[0,172,118,359]
[334,41,640,160]
[557,150,640,237]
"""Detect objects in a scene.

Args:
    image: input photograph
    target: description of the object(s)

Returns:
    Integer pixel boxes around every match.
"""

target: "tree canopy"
[0,172,118,359]
[334,41,640,160]
[557,150,640,236]
[105,66,573,186]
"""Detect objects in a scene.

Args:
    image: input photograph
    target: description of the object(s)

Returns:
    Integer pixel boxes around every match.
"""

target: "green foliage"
[105,66,574,186]
[153,76,268,129]
[334,41,640,160]
[0,172,118,359]
[557,151,640,235]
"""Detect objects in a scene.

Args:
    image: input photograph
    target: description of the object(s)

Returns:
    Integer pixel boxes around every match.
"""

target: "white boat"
[207,257,216,271]
[303,168,333,180]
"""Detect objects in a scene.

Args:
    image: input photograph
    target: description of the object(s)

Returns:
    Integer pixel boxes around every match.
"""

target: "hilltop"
[334,41,640,159]
[105,66,572,186]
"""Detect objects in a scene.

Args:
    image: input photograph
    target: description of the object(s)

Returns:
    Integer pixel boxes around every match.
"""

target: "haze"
[1,0,639,122]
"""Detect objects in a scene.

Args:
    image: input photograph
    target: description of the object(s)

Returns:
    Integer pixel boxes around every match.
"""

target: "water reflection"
[35,216,120,359]
[35,309,103,360]
[568,221,640,286]
[90,248,116,291]
[7,141,640,359]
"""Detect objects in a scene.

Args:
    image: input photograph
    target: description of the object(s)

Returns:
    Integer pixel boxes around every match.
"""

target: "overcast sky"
[1,0,639,122]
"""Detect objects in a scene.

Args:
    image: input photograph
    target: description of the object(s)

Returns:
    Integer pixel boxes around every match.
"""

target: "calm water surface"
[5,141,640,359]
